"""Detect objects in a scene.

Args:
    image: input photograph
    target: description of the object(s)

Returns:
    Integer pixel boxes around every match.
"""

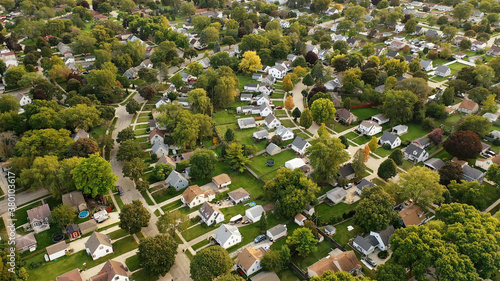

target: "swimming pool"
[79,210,89,218]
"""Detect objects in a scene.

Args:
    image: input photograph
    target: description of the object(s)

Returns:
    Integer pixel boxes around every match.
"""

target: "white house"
[258,103,273,117]
[255,94,270,106]
[371,113,390,125]
[472,40,487,51]
[285,158,306,170]
[352,226,395,255]
[245,205,265,222]
[90,260,129,281]
[306,45,319,55]
[213,224,242,249]
[155,97,170,108]
[395,24,405,33]
[151,142,169,158]
[379,132,401,149]
[149,128,165,145]
[240,93,253,102]
[212,174,231,188]
[46,241,68,261]
[238,117,257,129]
[228,188,250,204]
[483,113,499,123]
[27,204,51,234]
[434,65,451,77]
[457,99,479,115]
[267,224,287,241]
[358,120,382,136]
[0,49,18,68]
[391,125,408,135]
[404,144,429,163]
[253,129,269,140]
[268,65,287,79]
[14,93,32,107]
[291,136,311,155]
[476,155,500,170]
[274,125,294,141]
[265,114,281,129]
[266,143,281,155]
[421,60,433,71]
[244,83,260,92]
[165,170,189,191]
[280,20,290,29]
[199,202,225,226]
[294,213,306,226]
[181,185,215,208]
[140,59,153,69]
[235,248,266,276]
[85,232,113,260]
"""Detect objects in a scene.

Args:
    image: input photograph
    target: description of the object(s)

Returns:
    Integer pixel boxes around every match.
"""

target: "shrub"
[378,250,389,259]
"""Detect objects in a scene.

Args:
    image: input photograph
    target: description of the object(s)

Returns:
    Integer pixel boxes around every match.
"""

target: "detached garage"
[267,224,287,241]
[45,241,68,261]
[284,158,306,170]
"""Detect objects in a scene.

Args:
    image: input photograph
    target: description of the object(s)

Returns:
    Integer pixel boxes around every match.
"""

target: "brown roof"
[336,108,352,121]
[15,233,36,251]
[228,188,250,201]
[182,185,204,203]
[235,247,266,272]
[458,99,478,111]
[295,213,306,222]
[62,191,86,209]
[90,260,129,281]
[398,205,425,226]
[157,155,176,167]
[451,157,467,167]
[46,241,68,255]
[212,174,231,185]
[308,251,361,276]
[478,154,500,164]
[27,204,51,222]
[57,268,83,281]
[78,220,97,231]
[149,128,165,140]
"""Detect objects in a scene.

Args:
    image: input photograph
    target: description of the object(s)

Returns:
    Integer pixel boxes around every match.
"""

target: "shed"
[266,224,287,241]
[294,214,306,226]
[228,188,250,204]
[78,220,98,236]
[245,205,265,222]
[46,241,68,261]
[212,174,231,188]
[266,143,281,156]
[66,224,81,239]
[285,158,306,170]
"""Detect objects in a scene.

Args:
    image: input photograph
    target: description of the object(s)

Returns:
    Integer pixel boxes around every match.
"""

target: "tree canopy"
[72,154,117,197]
[190,246,233,281]
[119,200,151,234]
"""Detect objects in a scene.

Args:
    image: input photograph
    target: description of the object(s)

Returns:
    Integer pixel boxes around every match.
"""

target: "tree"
[284,95,295,111]
[190,246,233,281]
[61,104,102,132]
[271,135,283,146]
[286,227,317,256]
[264,167,319,217]
[138,85,158,100]
[458,115,491,137]
[300,108,313,128]
[187,88,213,115]
[468,87,490,104]
[384,59,408,77]
[72,154,117,197]
[447,180,487,210]
[119,200,151,234]
[381,90,418,125]
[310,98,336,124]
[225,128,234,142]
[439,161,463,186]
[303,73,314,88]
[172,110,199,149]
[453,3,474,21]
[305,51,319,65]
[486,163,500,186]
[4,66,27,87]
[183,48,198,62]
[117,127,135,143]
[378,159,397,180]
[388,149,403,166]
[351,148,367,179]
[51,204,76,227]
[190,149,217,179]
[126,99,141,115]
[442,87,454,106]
[306,134,349,182]
[117,140,143,162]
[376,262,410,281]
[0,95,20,113]
[71,31,97,54]
[342,68,363,93]
[344,5,366,22]
[157,209,189,234]
[443,130,482,160]
[225,142,250,172]
[69,138,99,158]
[405,19,417,34]
[292,108,301,121]
[151,163,173,182]
[355,186,398,231]
[138,235,178,276]
[392,166,445,208]
[123,158,146,182]
[482,94,498,113]
[282,75,294,94]
[443,26,458,42]
[317,123,329,138]
[259,212,267,232]
[217,274,245,281]
[460,38,472,50]
[368,136,378,152]
[427,128,443,146]
[239,51,263,74]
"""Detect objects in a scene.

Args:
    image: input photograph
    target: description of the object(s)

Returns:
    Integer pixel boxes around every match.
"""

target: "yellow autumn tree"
[284,95,295,111]
[239,51,263,74]
[282,75,294,93]
[363,145,370,161]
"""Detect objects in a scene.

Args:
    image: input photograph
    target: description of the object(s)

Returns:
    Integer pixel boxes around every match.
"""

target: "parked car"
[254,234,266,243]
[117,186,124,196]
[365,257,377,267]
[275,106,283,109]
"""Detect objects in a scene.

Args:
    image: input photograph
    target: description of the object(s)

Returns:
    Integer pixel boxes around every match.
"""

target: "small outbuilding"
[266,224,287,241]
[46,241,68,261]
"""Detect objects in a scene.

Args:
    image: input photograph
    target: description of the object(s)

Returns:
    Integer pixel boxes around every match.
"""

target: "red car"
[276,106,283,109]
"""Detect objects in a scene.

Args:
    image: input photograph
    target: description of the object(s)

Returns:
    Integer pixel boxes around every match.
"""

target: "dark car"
[365,257,377,267]
[276,106,283,109]
[254,234,266,243]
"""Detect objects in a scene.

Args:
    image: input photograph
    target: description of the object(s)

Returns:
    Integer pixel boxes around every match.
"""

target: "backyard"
[330,219,363,247]
[247,150,298,177]
[315,201,359,224]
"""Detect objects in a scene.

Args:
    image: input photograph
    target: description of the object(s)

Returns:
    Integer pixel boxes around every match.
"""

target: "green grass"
[216,123,267,151]
[15,201,40,225]
[135,124,148,129]
[273,100,284,107]
[401,160,415,171]
[291,241,337,270]
[160,199,183,212]
[237,75,257,90]
[108,229,129,240]
[114,195,124,210]
[344,131,359,140]
[271,92,285,99]
[131,269,158,281]
[141,191,155,206]
[275,110,288,117]
[447,62,467,73]
[372,178,387,187]
[399,123,431,143]
[125,255,141,272]
[277,269,303,281]
[482,182,500,211]
[351,107,381,120]
[432,149,453,161]
[212,110,238,125]
[374,147,394,157]
[351,135,371,145]
[182,223,219,241]
[151,187,184,204]
[430,75,448,82]
[489,202,500,215]
[331,219,363,247]
[432,58,450,65]
[154,209,161,217]
[25,236,138,281]
[280,119,296,128]
[33,224,65,251]
[134,128,147,136]
[315,202,359,224]
[192,239,210,250]
[247,150,297,177]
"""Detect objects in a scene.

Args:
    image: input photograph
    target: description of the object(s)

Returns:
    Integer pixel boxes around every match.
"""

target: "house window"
[106,249,109,253]
[99,246,103,249]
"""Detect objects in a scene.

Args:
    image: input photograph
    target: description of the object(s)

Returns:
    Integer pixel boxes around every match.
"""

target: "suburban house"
[371,113,390,125]
[285,158,307,170]
[62,191,87,212]
[421,60,433,71]
[352,226,395,255]
[291,136,311,155]
[212,174,231,188]
[228,188,250,204]
[386,50,398,59]
[85,232,113,260]
[324,225,336,235]
[476,154,500,170]
[15,233,37,253]
[398,204,426,227]
[258,103,273,117]
[454,52,467,60]
[306,44,319,54]
[14,93,32,107]
[240,93,253,102]
[324,78,342,91]
[253,130,269,140]
[245,205,265,222]
[391,125,408,135]
[200,58,210,68]
[326,187,347,204]
[151,142,169,157]
[66,224,81,240]
[244,83,260,92]
[253,73,264,80]
[462,165,485,183]
[294,214,306,226]
[424,158,445,171]
[57,269,83,281]
[434,65,451,77]
[255,94,270,106]
[235,248,266,276]
[140,59,153,68]
[307,251,361,277]
[72,129,89,141]
[157,155,176,169]
[358,120,382,136]
[199,202,225,226]
[78,220,98,236]
[483,113,499,122]
[266,143,281,156]
[165,170,189,191]
[274,125,294,141]
[267,224,287,241]
[472,40,487,51]
[339,163,356,180]
[27,204,51,233]
[379,132,401,149]
[487,45,500,56]
[90,260,129,281]
[426,29,439,38]
[149,128,165,145]
[355,179,375,195]
[390,40,406,51]
[213,224,242,249]
[404,144,429,163]
[265,114,281,129]
[46,241,68,261]
[268,65,287,79]
[336,108,357,125]
[457,99,479,114]
[181,185,215,208]
[238,117,257,129]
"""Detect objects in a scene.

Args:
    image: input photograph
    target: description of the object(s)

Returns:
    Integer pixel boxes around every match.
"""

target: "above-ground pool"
[79,210,89,218]
[249,201,257,207]
[52,234,65,243]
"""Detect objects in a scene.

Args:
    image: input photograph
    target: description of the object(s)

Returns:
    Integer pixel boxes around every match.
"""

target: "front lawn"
[131,269,158,281]
[125,255,141,271]
[114,195,124,210]
[483,182,500,211]
[160,199,183,212]
[216,123,268,151]
[247,150,297,177]
[181,223,221,242]
[374,147,394,157]
[108,229,129,240]
[331,219,363,247]
[280,119,296,128]
[351,107,381,121]
[151,187,184,204]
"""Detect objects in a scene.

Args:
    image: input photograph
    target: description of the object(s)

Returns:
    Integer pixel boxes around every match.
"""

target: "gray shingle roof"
[435,65,450,73]
[380,131,399,145]
[353,235,374,251]
[462,165,484,181]
[421,59,432,69]
[405,143,425,156]
[356,179,375,192]
[268,224,287,237]
[339,163,355,178]
[292,136,308,150]
[85,232,112,254]
[424,158,445,171]
[374,225,395,246]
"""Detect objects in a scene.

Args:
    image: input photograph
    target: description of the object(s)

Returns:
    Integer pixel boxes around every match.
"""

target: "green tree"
[157,209,189,234]
[190,246,233,281]
[173,110,199,149]
[482,94,498,113]
[381,90,418,125]
[190,149,217,179]
[300,108,313,129]
[303,73,314,88]
[307,133,349,181]
[226,142,250,172]
[286,227,317,256]
[311,271,371,280]
[126,99,141,115]
[391,166,445,208]
[224,128,234,142]
[469,86,491,104]
[217,274,245,281]
[368,136,378,152]
[71,31,97,54]
[458,115,491,137]
[355,186,398,231]
[123,158,146,182]
[486,163,500,185]
[4,66,27,87]
[405,19,417,34]
[187,88,213,115]
[351,148,367,175]
[61,104,102,131]
[377,159,397,179]
[117,140,143,162]
[69,138,99,158]
[442,87,454,106]
[439,161,463,186]
[310,98,336,124]
[386,149,402,166]
[264,167,319,218]
[342,68,363,93]
[384,58,408,77]
[0,95,20,113]
[119,200,151,234]
[447,180,487,210]
[51,204,76,227]
[443,26,458,42]
[292,107,302,121]
[376,262,408,281]
[138,235,178,276]
[72,154,117,197]
[259,212,267,232]
[453,3,474,21]
[117,127,136,143]
[151,163,174,182]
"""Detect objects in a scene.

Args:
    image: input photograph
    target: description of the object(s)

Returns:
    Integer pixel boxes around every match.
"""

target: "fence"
[350,103,377,109]
[317,227,346,252]
[289,261,309,280]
